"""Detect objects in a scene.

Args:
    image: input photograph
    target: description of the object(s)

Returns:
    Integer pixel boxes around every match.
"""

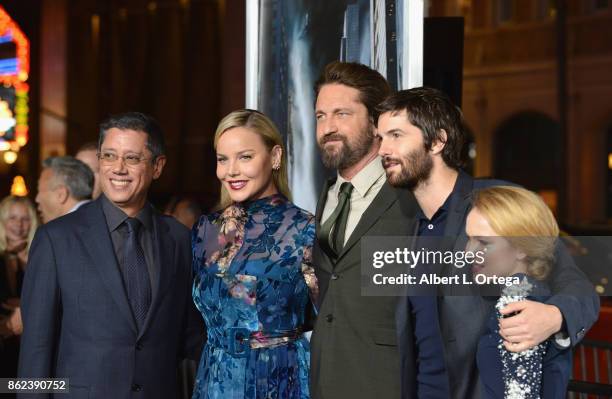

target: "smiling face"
[216,127,281,204]
[377,110,433,189]
[3,202,31,243]
[315,83,375,171]
[99,128,166,216]
[466,207,526,279]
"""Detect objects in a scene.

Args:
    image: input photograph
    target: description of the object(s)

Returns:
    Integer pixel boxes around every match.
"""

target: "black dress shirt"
[101,195,156,289]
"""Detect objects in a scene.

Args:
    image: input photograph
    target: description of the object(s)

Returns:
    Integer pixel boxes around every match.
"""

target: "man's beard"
[318,125,374,171]
[383,146,433,189]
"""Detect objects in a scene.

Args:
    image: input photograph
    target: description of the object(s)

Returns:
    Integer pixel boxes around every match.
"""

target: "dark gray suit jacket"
[18,197,203,399]
[310,179,419,399]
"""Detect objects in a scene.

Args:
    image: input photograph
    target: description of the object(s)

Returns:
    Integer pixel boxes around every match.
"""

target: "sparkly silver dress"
[477,274,571,399]
[496,277,547,399]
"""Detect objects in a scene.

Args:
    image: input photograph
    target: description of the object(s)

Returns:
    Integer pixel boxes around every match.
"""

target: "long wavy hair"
[0,196,39,253]
[214,109,291,210]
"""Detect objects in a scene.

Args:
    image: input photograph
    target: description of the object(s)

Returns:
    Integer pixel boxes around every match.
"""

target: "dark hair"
[42,156,94,200]
[314,61,391,123]
[77,141,98,153]
[166,196,202,217]
[98,112,166,158]
[376,87,468,169]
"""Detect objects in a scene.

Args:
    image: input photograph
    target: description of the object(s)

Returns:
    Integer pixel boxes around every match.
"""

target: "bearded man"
[309,61,420,399]
[376,87,599,399]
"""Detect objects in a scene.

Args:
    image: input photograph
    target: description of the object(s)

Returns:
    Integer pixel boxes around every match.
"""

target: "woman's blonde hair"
[214,109,291,210]
[472,186,559,280]
[0,195,39,253]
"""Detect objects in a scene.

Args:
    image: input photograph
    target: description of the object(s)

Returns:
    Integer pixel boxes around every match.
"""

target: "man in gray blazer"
[18,112,203,398]
[309,61,419,399]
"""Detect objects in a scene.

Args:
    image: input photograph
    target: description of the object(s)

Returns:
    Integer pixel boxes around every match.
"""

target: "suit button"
[326,314,334,322]
[136,343,143,351]
[331,273,339,280]
[132,384,142,392]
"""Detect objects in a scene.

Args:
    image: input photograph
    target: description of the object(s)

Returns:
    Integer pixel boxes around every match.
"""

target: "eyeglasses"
[97,152,152,166]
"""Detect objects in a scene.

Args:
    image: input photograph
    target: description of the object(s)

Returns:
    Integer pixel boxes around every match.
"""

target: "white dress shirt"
[321,156,386,246]
[68,200,91,214]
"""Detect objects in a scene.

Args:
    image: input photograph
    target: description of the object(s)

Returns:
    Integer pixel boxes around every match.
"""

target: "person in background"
[191,109,317,399]
[76,141,102,199]
[165,196,202,229]
[0,196,38,379]
[164,196,204,398]
[468,186,572,398]
[35,156,94,223]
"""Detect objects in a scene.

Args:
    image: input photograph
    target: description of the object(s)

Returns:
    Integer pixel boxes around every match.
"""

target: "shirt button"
[131,384,142,392]
[428,224,434,230]
[326,314,334,322]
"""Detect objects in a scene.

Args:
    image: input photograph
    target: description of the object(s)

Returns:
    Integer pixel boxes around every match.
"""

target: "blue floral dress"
[191,194,317,399]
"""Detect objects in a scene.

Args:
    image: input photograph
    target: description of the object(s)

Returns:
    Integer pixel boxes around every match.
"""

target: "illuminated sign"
[0,5,29,153]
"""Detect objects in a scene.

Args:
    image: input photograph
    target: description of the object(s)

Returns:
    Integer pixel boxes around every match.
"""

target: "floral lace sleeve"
[208,205,246,272]
[300,217,318,312]
[192,205,248,275]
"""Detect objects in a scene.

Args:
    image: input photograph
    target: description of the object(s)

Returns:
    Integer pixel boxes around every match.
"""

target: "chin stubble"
[319,126,375,171]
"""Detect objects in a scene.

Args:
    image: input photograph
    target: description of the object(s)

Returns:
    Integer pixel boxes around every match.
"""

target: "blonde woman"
[0,195,38,377]
[191,110,317,399]
[466,186,571,399]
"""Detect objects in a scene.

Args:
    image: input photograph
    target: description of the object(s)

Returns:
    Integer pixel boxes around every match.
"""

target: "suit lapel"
[79,199,137,334]
[314,178,336,273]
[441,171,475,292]
[138,212,175,338]
[315,178,335,225]
[444,170,474,240]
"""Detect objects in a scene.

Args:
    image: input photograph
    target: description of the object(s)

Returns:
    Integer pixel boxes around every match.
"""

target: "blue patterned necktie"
[123,217,151,330]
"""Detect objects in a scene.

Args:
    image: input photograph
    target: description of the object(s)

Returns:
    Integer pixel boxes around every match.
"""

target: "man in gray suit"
[309,61,419,399]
